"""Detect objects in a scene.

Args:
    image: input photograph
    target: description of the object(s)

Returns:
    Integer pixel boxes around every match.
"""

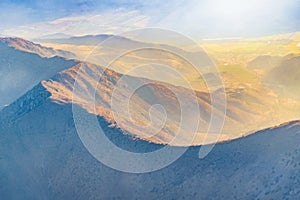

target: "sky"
[0,0,299,39]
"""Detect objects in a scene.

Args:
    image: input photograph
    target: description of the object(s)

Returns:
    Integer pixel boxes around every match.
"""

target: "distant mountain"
[37,33,72,40]
[247,55,282,70]
[0,85,299,199]
[261,32,300,41]
[35,34,144,47]
[0,37,77,59]
[263,54,300,99]
[0,40,78,107]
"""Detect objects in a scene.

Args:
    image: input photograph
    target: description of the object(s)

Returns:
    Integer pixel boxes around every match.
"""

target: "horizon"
[1,31,299,43]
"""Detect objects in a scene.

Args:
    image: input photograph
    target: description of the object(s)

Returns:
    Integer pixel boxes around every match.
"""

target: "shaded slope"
[0,41,78,107]
[0,89,299,199]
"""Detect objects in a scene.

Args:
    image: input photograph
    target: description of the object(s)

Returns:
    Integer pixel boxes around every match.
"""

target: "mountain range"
[0,36,300,199]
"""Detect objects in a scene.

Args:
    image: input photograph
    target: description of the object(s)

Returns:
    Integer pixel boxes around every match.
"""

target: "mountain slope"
[0,41,78,108]
[0,89,299,199]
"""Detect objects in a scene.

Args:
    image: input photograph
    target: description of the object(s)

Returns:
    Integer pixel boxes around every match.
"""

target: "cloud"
[0,3,37,30]
[2,9,149,39]
[156,0,300,38]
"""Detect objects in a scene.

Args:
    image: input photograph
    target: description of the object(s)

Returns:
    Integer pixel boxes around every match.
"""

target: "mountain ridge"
[0,59,294,146]
[0,37,77,59]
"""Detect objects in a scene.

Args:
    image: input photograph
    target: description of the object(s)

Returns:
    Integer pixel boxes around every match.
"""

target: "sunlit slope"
[43,63,246,145]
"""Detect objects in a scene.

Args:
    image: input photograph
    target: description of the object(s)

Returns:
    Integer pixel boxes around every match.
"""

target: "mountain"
[0,39,78,108]
[0,85,299,199]
[263,55,300,99]
[0,37,77,59]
